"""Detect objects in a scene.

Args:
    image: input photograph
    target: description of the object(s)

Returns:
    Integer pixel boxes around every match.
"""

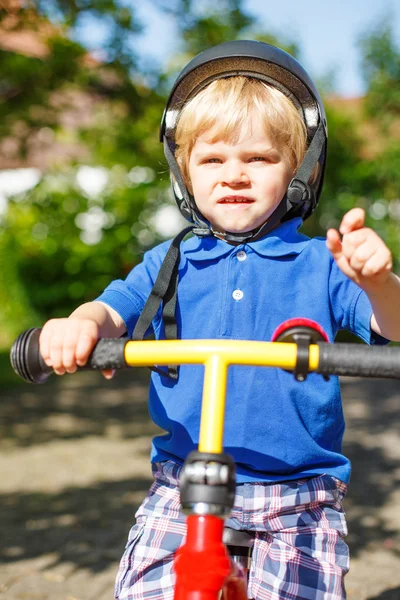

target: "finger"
[347,241,376,272]
[326,229,359,281]
[75,324,98,366]
[39,324,52,366]
[360,247,393,278]
[102,369,115,380]
[40,320,66,366]
[53,367,67,376]
[49,332,65,372]
[62,327,81,373]
[339,208,365,235]
[326,228,343,259]
[340,228,372,261]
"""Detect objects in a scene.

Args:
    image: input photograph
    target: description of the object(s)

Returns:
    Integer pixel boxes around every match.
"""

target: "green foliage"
[359,17,400,126]
[358,19,400,269]
[0,1,399,353]
[0,231,40,347]
[0,165,170,326]
[303,102,365,239]
[0,349,22,388]
[37,0,142,67]
[179,4,254,51]
[0,39,85,140]
[157,0,299,79]
[304,19,400,273]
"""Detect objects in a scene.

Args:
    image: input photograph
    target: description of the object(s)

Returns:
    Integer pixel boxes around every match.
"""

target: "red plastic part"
[271,318,329,343]
[173,515,231,600]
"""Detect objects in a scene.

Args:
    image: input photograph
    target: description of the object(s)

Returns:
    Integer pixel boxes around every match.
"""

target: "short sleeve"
[353,291,390,345]
[329,259,389,345]
[95,240,171,337]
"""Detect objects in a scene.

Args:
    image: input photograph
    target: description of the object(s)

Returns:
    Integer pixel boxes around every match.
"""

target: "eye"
[204,157,222,164]
[249,156,268,162]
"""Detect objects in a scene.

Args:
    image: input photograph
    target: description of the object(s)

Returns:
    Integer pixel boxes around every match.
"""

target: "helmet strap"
[131,225,194,379]
[287,121,326,207]
[163,137,212,235]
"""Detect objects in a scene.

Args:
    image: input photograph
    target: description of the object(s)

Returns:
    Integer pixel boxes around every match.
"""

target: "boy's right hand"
[39,318,114,379]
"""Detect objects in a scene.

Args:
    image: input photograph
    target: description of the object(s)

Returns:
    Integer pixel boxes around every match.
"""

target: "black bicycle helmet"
[160,40,327,243]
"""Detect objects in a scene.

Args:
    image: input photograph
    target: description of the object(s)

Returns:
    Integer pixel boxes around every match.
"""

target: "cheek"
[187,177,194,195]
[191,170,212,198]
[184,154,197,194]
[189,174,201,198]
[270,168,293,194]
[187,161,200,195]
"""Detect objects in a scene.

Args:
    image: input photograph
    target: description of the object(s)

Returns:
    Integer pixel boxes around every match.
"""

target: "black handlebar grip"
[10,328,128,384]
[10,328,52,383]
[317,343,400,379]
[86,337,128,371]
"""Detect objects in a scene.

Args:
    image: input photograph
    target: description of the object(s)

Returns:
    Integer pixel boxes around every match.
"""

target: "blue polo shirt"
[97,217,382,484]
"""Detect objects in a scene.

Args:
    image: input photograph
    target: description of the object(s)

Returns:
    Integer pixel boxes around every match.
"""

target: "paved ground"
[0,368,399,600]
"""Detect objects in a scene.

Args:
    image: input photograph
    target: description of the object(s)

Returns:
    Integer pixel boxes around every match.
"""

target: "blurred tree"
[155,0,299,81]
[358,18,400,268]
[0,0,164,345]
[302,101,366,238]
[305,18,400,274]
[0,1,398,351]
[0,0,265,344]
[0,168,150,320]
[359,15,400,127]
[0,0,166,168]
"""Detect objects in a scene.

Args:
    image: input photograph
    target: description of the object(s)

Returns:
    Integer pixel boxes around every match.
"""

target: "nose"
[221,160,250,186]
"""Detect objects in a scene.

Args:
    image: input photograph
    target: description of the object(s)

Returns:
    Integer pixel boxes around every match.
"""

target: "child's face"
[188,114,293,235]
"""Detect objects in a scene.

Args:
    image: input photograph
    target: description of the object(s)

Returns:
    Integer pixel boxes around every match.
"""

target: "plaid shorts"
[115,461,349,600]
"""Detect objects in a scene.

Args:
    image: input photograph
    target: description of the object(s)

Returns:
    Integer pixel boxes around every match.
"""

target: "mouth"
[217,196,255,204]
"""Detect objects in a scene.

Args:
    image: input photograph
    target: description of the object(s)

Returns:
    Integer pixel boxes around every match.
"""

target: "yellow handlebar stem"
[124,340,320,454]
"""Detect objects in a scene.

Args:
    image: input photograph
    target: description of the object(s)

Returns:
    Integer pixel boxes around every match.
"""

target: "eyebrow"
[243,147,281,157]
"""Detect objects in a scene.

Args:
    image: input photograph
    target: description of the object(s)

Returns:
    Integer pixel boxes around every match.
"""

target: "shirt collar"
[184,218,310,261]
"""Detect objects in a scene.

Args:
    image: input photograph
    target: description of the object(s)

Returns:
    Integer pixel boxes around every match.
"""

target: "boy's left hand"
[326,208,393,290]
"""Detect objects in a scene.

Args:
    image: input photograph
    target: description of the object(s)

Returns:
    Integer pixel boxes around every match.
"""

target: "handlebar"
[10,326,400,454]
[10,328,128,384]
[10,327,400,384]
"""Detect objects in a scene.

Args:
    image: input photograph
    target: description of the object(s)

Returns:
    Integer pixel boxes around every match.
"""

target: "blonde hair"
[175,76,308,185]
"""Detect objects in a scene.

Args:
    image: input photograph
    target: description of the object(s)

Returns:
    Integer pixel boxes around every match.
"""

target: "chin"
[226,227,250,234]
[223,222,260,234]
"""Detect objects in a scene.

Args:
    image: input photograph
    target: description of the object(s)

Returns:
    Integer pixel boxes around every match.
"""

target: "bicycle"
[10,318,400,600]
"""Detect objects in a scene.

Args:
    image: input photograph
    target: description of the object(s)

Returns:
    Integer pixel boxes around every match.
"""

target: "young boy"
[39,41,400,599]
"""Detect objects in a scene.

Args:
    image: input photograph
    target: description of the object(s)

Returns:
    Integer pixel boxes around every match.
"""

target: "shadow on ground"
[0,371,399,598]
[0,368,154,447]
[1,369,158,576]
[367,589,400,600]
[341,378,400,558]
[1,477,151,571]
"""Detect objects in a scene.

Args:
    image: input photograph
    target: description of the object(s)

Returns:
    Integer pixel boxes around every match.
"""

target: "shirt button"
[232,289,244,301]
[236,250,247,261]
